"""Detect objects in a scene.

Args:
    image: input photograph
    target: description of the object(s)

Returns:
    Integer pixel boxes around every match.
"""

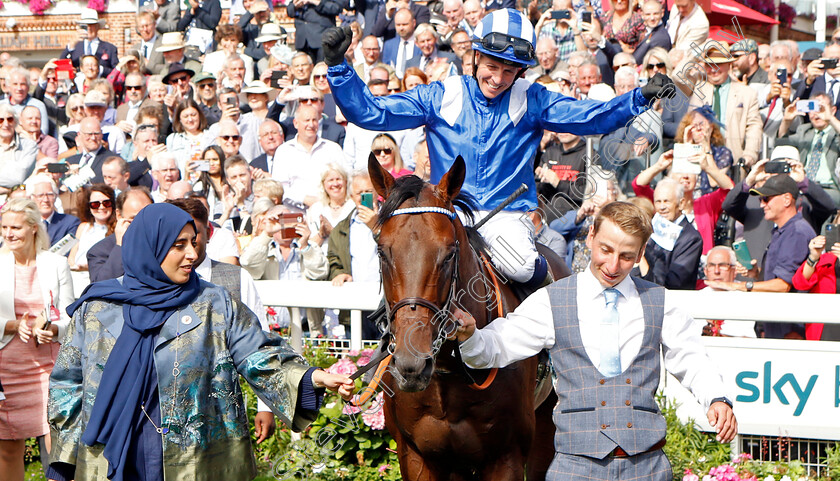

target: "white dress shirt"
[271,136,345,206]
[141,34,157,61]
[348,212,380,283]
[459,267,727,409]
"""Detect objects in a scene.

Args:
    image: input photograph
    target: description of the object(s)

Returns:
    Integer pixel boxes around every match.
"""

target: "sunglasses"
[221,135,241,141]
[125,85,143,91]
[646,62,666,70]
[759,195,778,204]
[475,32,535,62]
[89,199,113,210]
[313,74,327,79]
[70,105,84,111]
[373,148,393,155]
[299,98,320,104]
[0,117,14,124]
[199,82,216,88]
[613,63,632,71]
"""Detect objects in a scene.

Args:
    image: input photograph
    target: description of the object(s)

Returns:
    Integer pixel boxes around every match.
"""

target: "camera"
[47,163,69,174]
[776,67,786,85]
[269,70,287,89]
[551,10,571,20]
[822,58,838,70]
[764,161,791,174]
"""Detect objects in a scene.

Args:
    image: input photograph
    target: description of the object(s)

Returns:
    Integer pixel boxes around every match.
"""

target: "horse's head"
[370,154,466,392]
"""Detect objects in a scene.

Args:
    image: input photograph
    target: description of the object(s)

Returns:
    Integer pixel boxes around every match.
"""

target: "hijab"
[67,203,202,481]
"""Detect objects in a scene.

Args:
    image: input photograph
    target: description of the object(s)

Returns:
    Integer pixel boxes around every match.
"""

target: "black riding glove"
[641,73,678,101]
[321,26,353,67]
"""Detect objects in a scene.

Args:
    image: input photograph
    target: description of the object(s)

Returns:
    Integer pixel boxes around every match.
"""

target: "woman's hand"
[332,273,353,286]
[319,215,333,239]
[536,165,561,187]
[311,369,355,401]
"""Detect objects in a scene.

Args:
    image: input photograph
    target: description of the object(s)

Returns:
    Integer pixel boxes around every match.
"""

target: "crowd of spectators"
[0,0,835,352]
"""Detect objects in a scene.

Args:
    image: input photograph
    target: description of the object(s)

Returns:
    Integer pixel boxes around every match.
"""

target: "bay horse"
[368,155,560,481]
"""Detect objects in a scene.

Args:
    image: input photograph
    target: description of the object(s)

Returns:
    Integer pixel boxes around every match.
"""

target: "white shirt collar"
[579,264,638,302]
[196,256,212,279]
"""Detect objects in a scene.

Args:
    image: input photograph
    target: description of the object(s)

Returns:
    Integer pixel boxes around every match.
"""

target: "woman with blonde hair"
[305,163,355,249]
[641,47,672,81]
[371,133,412,178]
[58,93,86,152]
[0,198,73,481]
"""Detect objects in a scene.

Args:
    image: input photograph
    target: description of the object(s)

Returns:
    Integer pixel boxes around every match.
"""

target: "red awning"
[707,26,740,42]
[665,0,779,25]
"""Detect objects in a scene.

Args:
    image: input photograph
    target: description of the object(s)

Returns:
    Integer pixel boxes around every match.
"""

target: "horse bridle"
[381,206,461,356]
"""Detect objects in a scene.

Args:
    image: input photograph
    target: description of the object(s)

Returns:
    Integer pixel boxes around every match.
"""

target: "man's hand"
[295,222,311,246]
[115,217,132,245]
[332,273,353,286]
[321,26,353,67]
[311,369,355,401]
[450,308,476,342]
[707,401,737,443]
[254,412,276,444]
[356,205,378,231]
[788,159,805,183]
[641,73,677,102]
[744,158,769,187]
[536,165,561,187]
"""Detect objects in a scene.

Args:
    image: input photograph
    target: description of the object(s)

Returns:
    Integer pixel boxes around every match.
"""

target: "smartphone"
[278,212,304,239]
[796,99,819,113]
[225,97,236,106]
[47,163,69,174]
[825,224,840,250]
[551,9,571,20]
[732,240,752,269]
[776,67,786,85]
[166,85,174,95]
[581,11,592,23]
[269,70,287,89]
[193,160,210,172]
[822,58,838,70]
[360,192,374,209]
[764,160,791,174]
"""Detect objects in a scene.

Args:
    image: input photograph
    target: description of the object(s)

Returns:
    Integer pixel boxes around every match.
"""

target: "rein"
[376,205,500,391]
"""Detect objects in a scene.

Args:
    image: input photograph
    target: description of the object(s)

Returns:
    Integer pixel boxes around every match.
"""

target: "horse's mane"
[377,175,490,258]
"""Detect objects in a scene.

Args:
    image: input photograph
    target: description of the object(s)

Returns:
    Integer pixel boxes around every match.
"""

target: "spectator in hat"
[797,47,822,84]
[162,63,196,114]
[193,71,222,125]
[239,0,273,62]
[84,90,126,154]
[777,92,840,206]
[60,8,119,77]
[731,39,769,91]
[0,68,48,136]
[154,32,202,76]
[678,42,761,166]
[723,146,835,271]
[711,173,815,339]
[243,80,273,120]
[255,23,288,76]
[133,11,166,76]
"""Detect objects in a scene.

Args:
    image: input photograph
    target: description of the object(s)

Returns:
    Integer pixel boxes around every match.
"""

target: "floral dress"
[601,9,646,50]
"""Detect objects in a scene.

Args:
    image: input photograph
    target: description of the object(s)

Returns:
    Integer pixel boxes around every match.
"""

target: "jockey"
[322,9,675,288]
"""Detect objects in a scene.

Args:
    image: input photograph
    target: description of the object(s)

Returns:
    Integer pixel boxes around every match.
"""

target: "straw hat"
[156,32,187,53]
[243,80,273,94]
[255,23,287,43]
[703,43,736,64]
[78,8,101,25]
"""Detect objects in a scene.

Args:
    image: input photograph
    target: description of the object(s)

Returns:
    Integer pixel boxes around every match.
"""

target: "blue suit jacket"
[46,212,81,248]
[382,37,422,69]
[250,153,269,174]
[405,50,457,70]
[633,24,672,65]
[86,234,123,282]
[60,40,119,77]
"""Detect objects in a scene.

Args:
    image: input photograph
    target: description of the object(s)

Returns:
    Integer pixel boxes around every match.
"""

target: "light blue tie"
[599,288,621,377]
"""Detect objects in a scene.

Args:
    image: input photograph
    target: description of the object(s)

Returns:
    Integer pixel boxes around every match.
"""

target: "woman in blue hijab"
[46,203,354,481]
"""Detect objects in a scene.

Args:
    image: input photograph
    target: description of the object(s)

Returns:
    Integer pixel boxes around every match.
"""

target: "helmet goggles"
[474,32,536,64]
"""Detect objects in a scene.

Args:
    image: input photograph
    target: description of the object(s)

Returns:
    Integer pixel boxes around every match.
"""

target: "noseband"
[382,206,460,356]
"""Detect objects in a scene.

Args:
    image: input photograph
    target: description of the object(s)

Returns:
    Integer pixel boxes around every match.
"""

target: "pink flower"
[342,399,361,415]
[348,349,360,357]
[327,358,357,377]
[683,472,700,481]
[362,392,386,430]
[357,356,372,367]
[360,348,376,357]
[378,464,391,475]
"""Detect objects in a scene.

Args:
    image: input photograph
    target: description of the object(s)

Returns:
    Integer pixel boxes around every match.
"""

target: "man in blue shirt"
[322,8,675,288]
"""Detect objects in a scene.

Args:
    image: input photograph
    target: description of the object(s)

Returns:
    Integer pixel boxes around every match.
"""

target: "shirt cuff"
[458,331,487,367]
[298,367,326,411]
[741,180,751,193]
[46,462,75,481]
[327,61,352,76]
[257,397,271,412]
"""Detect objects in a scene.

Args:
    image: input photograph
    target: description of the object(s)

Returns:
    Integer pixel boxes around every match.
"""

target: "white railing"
[255,281,840,353]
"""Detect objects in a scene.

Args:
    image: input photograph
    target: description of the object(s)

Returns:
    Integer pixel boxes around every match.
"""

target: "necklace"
[140,327,182,436]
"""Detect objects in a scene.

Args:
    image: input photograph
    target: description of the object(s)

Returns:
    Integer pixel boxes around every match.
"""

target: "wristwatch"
[744,281,754,292]
[711,397,733,409]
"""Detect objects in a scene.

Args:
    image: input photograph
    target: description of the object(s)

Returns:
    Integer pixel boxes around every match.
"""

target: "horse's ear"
[437,156,465,202]
[368,153,396,199]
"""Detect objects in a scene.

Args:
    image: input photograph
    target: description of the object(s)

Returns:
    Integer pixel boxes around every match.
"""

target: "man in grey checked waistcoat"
[452,201,737,480]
